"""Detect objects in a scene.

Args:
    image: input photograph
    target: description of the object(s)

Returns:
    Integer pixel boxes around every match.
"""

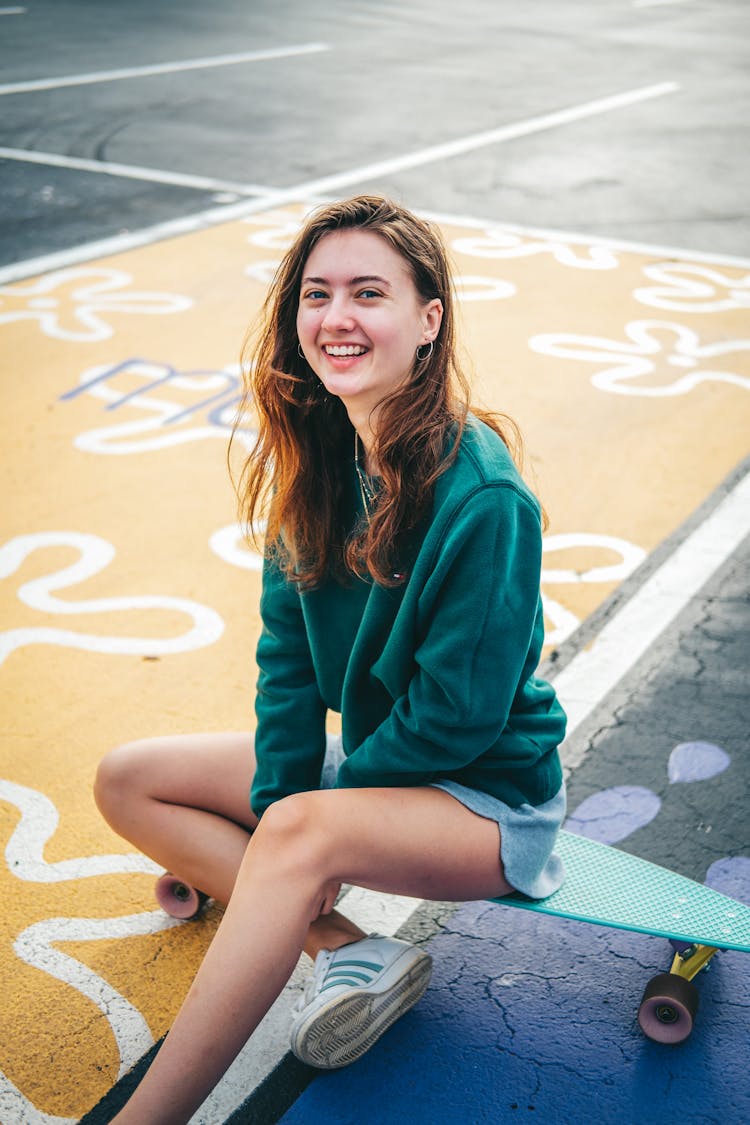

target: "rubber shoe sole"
[290,948,432,1069]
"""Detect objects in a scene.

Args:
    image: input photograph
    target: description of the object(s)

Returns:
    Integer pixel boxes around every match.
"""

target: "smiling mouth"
[323,345,368,357]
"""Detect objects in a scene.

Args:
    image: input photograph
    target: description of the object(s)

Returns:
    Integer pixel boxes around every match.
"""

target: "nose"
[321,295,356,334]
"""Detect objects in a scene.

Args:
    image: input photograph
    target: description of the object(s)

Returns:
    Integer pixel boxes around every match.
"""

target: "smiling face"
[296,229,443,434]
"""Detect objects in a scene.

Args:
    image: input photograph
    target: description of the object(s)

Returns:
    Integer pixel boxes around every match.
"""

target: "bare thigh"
[256,784,514,903]
[105,731,259,832]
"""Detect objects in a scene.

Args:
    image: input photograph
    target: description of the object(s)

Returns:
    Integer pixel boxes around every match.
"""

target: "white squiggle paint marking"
[542,533,646,584]
[451,227,620,270]
[541,594,580,648]
[0,1071,76,1125]
[243,216,303,250]
[14,911,181,1079]
[209,522,266,571]
[74,412,248,454]
[541,532,646,646]
[530,320,750,397]
[0,267,193,341]
[0,531,224,663]
[245,260,283,285]
[634,263,750,313]
[453,275,516,302]
[0,780,159,881]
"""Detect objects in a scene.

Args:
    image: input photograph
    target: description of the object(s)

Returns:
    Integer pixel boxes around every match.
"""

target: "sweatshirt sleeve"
[251,554,327,817]
[334,484,543,789]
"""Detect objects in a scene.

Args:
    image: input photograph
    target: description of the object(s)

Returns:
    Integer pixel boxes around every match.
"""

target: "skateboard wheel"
[638,973,698,1044]
[155,873,208,919]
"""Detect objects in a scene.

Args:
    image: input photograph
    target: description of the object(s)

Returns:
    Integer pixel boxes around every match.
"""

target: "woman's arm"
[251,555,327,817]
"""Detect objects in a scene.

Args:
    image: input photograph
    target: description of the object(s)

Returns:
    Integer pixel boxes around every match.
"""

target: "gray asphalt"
[1,0,749,267]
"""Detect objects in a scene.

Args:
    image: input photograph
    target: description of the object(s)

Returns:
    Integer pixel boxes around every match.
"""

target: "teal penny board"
[492,829,750,952]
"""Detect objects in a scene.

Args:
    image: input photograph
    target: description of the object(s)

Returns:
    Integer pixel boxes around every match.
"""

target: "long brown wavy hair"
[232,195,520,588]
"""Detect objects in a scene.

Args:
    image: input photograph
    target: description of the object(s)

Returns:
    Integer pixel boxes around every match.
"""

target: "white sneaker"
[290,934,433,1069]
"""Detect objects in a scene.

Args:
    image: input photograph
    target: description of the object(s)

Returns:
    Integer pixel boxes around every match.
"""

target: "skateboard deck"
[492,829,750,951]
[490,829,750,1043]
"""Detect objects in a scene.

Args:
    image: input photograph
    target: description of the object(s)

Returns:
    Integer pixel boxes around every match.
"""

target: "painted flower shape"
[530,319,750,396]
[451,226,620,270]
[0,268,193,342]
[634,263,750,313]
[541,532,646,646]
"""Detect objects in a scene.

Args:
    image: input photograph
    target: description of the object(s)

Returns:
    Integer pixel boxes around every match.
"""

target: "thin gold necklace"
[354,432,376,525]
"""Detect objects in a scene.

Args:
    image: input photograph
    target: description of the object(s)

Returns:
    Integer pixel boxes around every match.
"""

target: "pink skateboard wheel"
[155,873,207,919]
[638,973,698,1044]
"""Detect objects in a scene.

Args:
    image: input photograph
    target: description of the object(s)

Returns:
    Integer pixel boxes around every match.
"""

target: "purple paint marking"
[565,785,661,844]
[59,359,243,428]
[705,856,750,906]
[59,358,136,400]
[667,741,730,784]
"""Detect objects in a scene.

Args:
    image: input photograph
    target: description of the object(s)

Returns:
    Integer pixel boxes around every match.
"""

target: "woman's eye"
[357,288,381,299]
[303,289,328,301]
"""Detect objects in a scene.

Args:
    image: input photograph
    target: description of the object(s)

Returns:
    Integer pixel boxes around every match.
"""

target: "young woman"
[95,194,567,1123]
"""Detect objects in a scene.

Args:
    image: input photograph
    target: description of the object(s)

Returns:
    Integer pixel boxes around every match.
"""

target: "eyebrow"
[301,274,392,289]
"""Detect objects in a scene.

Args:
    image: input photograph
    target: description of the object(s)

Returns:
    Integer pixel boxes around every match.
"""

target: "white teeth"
[324,345,367,356]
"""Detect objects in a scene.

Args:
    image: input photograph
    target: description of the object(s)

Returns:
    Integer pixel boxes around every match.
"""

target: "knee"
[93,740,150,824]
[252,791,333,875]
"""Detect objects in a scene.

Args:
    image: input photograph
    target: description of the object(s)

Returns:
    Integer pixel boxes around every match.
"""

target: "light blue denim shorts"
[321,735,565,900]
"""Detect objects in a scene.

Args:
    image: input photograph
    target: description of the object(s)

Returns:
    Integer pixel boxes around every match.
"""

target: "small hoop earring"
[297,343,306,359]
[416,341,434,362]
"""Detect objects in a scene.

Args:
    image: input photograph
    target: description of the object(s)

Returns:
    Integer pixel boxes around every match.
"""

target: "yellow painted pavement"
[1,202,749,1119]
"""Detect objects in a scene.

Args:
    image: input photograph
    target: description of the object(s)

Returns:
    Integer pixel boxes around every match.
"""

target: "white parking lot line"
[554,467,750,764]
[0,146,273,196]
[0,43,329,96]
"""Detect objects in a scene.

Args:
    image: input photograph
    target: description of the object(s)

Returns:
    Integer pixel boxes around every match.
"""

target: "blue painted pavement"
[279,899,747,1124]
[279,785,749,1125]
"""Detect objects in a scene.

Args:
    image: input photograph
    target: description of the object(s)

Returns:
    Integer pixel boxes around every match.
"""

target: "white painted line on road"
[0,43,329,95]
[0,146,273,197]
[633,0,689,8]
[0,82,681,284]
[555,467,750,764]
[0,7,26,14]
[290,82,680,192]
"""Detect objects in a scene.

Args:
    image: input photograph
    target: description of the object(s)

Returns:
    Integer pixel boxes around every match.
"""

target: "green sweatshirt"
[251,416,566,818]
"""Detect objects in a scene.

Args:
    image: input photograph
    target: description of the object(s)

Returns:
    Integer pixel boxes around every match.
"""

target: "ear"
[421,298,443,343]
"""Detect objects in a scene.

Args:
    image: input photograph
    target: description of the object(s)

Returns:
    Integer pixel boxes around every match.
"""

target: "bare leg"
[110,784,512,1124]
[95,732,258,903]
[94,733,366,957]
